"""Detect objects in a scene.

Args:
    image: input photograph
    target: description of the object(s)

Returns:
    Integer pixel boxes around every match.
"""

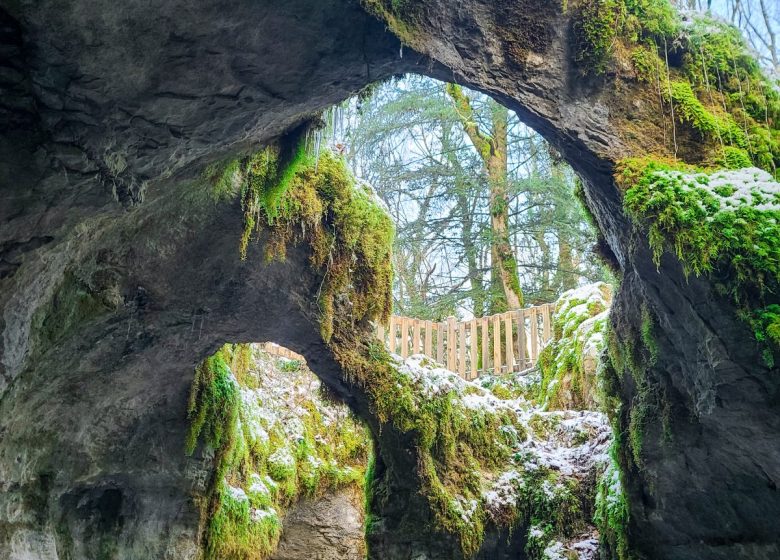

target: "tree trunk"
[486,103,523,311]
[446,84,524,312]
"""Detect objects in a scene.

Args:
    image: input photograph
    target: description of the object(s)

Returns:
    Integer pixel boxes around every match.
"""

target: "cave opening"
[2,1,780,560]
[180,75,619,560]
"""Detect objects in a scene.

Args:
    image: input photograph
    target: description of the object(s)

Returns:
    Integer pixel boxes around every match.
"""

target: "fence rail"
[260,342,305,362]
[376,304,554,379]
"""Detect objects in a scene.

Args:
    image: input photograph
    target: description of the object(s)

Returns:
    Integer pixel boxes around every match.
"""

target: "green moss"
[672,15,780,171]
[639,304,658,366]
[574,0,624,75]
[537,283,611,410]
[187,344,371,560]
[621,0,678,39]
[666,80,746,146]
[594,444,630,560]
[574,0,679,75]
[621,159,780,286]
[185,348,240,458]
[518,468,586,559]
[630,44,659,82]
[720,146,753,169]
[360,0,425,47]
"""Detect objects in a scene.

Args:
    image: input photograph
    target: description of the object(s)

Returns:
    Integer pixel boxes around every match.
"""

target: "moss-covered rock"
[538,282,612,410]
[369,353,611,559]
[619,159,780,363]
[186,344,370,560]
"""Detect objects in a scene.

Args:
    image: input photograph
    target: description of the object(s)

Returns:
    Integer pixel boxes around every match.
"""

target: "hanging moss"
[665,79,747,147]
[619,159,780,307]
[187,344,371,560]
[253,151,394,341]
[594,443,630,560]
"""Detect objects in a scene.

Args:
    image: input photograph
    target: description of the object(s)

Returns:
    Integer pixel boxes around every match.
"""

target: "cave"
[1,1,779,559]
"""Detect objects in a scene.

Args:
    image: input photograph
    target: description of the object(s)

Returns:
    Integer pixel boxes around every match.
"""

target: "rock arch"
[1,1,778,559]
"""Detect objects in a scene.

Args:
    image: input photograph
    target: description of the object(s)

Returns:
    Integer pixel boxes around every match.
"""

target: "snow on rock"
[538,282,612,410]
[389,349,611,552]
[226,483,249,502]
[543,541,567,560]
[248,473,270,496]
[250,507,278,522]
[652,167,780,213]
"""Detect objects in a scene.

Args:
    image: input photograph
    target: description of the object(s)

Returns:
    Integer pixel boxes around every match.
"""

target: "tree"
[340,76,607,318]
[445,84,524,312]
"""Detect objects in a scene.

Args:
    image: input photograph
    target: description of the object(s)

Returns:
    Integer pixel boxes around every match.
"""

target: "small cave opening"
[186,341,373,560]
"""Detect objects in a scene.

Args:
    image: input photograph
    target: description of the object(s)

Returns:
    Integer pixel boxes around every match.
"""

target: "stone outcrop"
[538,282,612,411]
[271,489,365,560]
[1,1,779,559]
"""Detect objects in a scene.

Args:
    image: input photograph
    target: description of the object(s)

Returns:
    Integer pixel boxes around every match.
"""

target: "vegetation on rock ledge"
[618,158,780,362]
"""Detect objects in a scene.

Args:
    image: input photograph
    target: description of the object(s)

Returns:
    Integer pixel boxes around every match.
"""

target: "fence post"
[529,308,539,363]
[481,316,489,375]
[503,312,514,373]
[492,314,501,374]
[458,321,466,378]
[400,317,408,358]
[469,318,478,380]
[447,316,457,372]
[424,320,433,358]
[436,322,444,364]
[516,310,526,370]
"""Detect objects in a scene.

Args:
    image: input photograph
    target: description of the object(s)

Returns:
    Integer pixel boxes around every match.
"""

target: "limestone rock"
[271,489,365,560]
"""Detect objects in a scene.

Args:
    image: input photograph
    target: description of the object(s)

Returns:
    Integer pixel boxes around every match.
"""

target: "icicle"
[399,44,404,59]
[731,56,753,156]
[314,131,322,172]
[699,44,724,151]
[663,37,678,159]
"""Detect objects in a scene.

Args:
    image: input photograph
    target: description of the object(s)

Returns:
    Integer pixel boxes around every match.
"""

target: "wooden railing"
[376,304,554,379]
[261,342,305,362]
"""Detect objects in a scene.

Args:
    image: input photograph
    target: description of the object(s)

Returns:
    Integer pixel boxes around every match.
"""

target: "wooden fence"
[260,342,305,362]
[376,304,554,379]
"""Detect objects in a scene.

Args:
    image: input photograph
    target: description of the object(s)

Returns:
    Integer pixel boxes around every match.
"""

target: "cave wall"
[1,0,779,559]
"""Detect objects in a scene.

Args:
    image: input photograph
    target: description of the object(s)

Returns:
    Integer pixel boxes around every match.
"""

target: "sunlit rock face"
[2,1,779,559]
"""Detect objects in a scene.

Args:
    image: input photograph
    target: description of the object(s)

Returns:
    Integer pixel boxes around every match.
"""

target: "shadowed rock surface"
[1,0,779,559]
[271,488,365,560]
